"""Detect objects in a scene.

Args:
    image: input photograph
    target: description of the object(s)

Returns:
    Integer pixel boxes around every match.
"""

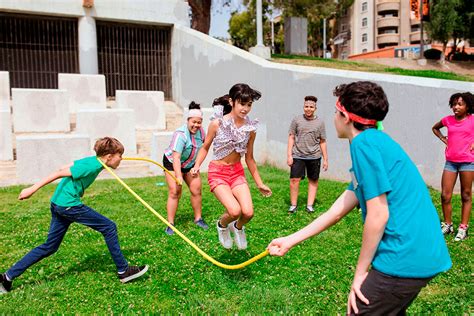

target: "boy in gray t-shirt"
[287,96,328,213]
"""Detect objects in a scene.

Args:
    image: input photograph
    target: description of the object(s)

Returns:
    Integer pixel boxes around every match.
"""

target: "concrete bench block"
[16,134,91,184]
[58,73,106,113]
[150,131,212,176]
[115,90,166,130]
[0,110,13,160]
[76,109,137,155]
[12,88,70,133]
[0,71,9,111]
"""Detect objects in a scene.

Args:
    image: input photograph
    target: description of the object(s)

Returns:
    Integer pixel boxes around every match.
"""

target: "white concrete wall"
[0,0,190,26]
[0,110,13,160]
[16,134,91,184]
[76,109,137,155]
[58,73,106,112]
[172,25,474,190]
[0,71,9,111]
[12,88,70,133]
[115,90,166,130]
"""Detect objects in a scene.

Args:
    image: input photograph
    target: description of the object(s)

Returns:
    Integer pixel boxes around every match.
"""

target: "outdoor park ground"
[0,166,472,314]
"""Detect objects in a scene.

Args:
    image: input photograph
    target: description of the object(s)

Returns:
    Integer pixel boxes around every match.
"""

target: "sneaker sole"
[120,265,149,284]
[0,284,9,294]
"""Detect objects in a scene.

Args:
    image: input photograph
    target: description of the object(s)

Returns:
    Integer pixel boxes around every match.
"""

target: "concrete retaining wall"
[58,73,107,112]
[0,71,9,111]
[16,134,91,184]
[115,90,166,130]
[12,88,70,133]
[76,109,137,155]
[0,110,13,160]
[172,25,474,190]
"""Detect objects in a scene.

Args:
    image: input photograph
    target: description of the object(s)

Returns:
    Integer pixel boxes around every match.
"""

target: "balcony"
[377,0,400,12]
[377,17,399,28]
[410,18,420,26]
[377,33,399,45]
[409,31,428,43]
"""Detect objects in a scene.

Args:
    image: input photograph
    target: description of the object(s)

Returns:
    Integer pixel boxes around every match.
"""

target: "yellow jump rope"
[98,156,269,270]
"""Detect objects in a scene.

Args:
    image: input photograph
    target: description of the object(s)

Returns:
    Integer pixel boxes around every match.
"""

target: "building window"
[362,33,368,42]
[362,49,368,53]
[362,2,367,12]
[342,23,348,31]
[362,18,367,27]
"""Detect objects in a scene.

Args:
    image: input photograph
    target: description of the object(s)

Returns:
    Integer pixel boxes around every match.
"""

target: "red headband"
[335,99,377,126]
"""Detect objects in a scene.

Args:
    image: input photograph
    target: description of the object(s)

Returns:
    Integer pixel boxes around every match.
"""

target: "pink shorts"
[208,161,247,192]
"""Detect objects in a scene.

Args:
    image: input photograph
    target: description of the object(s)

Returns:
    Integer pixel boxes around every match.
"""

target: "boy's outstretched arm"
[18,163,73,200]
[267,190,358,256]
[347,193,388,315]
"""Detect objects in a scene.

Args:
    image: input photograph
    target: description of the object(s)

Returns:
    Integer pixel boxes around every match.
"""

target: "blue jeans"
[7,203,128,279]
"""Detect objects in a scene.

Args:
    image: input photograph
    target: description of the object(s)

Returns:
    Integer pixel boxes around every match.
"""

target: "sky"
[209,0,243,39]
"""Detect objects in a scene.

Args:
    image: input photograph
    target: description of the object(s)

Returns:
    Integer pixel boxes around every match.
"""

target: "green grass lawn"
[0,166,471,314]
[272,54,474,82]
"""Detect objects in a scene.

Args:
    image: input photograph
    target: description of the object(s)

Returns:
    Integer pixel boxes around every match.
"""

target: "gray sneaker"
[288,205,297,213]
[306,205,315,213]
[229,221,248,250]
[195,218,209,230]
[216,221,233,249]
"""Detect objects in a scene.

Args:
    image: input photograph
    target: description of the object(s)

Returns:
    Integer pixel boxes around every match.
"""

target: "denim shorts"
[444,161,474,173]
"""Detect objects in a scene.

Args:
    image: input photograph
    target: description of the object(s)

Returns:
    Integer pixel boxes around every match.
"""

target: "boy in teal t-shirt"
[1,137,148,294]
[268,81,451,315]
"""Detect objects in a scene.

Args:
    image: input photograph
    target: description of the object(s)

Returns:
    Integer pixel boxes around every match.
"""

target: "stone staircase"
[0,100,184,186]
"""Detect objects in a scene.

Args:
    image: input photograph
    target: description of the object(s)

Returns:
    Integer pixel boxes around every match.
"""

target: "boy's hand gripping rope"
[97,157,269,270]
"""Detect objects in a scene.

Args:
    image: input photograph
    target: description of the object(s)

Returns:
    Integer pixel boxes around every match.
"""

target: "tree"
[188,0,212,34]
[425,0,460,61]
[228,0,272,50]
[188,0,237,35]
[272,0,354,56]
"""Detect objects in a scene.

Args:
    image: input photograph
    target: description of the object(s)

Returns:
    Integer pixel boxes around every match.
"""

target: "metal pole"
[419,0,424,59]
[323,18,327,58]
[256,0,263,46]
[271,17,275,53]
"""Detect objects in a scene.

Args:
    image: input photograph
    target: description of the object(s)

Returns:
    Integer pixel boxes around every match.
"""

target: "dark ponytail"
[212,94,231,115]
[189,101,201,110]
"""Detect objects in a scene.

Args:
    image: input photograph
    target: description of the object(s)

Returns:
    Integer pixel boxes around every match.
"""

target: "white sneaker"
[216,221,233,249]
[229,221,248,250]
[454,227,468,241]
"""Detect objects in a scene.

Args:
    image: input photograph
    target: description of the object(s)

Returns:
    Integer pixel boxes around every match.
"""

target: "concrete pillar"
[78,15,99,74]
[249,0,271,59]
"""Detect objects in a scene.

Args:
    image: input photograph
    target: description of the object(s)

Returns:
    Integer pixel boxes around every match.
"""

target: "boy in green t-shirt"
[0,137,148,294]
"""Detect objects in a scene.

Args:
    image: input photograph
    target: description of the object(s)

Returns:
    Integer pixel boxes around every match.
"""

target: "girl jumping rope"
[432,92,474,241]
[191,83,272,250]
[162,101,209,235]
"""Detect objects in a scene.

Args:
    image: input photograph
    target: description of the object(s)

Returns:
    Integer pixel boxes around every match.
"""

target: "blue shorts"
[444,161,474,173]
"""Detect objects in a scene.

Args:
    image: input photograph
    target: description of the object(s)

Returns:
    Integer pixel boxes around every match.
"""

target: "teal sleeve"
[352,144,392,201]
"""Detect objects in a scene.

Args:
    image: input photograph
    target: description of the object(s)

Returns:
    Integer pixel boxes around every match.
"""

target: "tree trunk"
[188,0,212,34]
[439,42,447,63]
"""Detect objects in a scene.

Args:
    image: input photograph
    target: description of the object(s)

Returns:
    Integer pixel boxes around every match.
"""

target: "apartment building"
[334,0,425,59]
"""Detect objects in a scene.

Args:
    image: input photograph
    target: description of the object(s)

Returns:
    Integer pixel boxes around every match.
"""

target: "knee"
[461,190,472,203]
[227,205,241,219]
[104,221,117,236]
[169,187,182,199]
[441,192,452,204]
[190,188,201,197]
[290,178,300,186]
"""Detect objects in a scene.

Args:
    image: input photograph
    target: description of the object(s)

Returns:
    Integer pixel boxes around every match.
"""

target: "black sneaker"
[0,273,12,294]
[118,265,149,284]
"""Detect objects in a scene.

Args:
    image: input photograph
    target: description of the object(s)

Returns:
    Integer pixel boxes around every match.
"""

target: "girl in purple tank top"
[191,83,272,250]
